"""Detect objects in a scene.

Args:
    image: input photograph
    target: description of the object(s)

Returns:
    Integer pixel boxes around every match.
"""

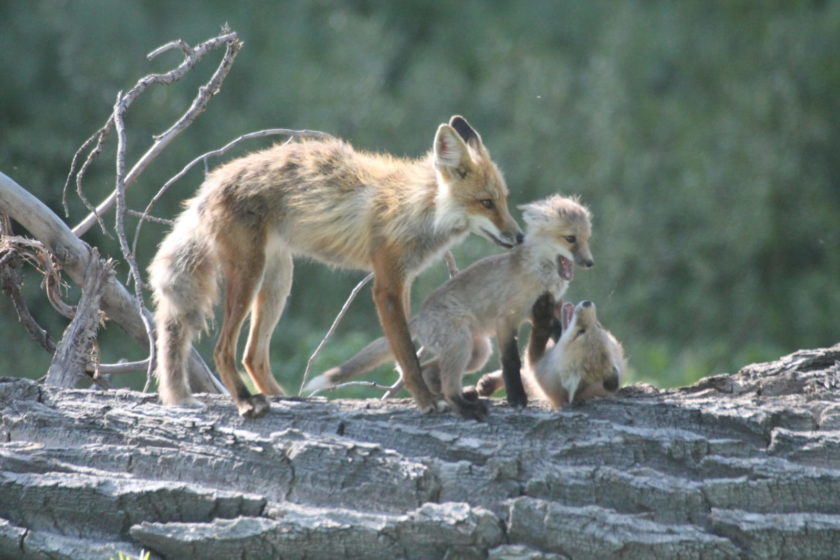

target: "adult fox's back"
[149,116,523,417]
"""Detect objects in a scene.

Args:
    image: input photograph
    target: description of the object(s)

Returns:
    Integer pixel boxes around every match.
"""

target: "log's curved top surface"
[1,344,839,559]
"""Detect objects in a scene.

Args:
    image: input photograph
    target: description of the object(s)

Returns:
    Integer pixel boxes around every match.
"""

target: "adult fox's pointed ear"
[448,115,483,149]
[433,124,470,170]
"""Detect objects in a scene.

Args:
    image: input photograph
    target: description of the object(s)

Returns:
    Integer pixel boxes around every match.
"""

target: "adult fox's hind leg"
[243,243,293,396]
[214,228,272,418]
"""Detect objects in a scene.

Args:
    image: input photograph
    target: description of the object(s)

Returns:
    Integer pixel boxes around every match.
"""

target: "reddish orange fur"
[148,116,522,416]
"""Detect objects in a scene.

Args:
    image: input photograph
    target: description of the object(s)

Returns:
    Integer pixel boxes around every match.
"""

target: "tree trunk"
[1,344,839,559]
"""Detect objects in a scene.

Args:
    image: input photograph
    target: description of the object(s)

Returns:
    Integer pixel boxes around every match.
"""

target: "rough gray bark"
[1,344,839,559]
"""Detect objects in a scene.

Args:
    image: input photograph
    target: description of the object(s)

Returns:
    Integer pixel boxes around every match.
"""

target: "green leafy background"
[1,1,837,396]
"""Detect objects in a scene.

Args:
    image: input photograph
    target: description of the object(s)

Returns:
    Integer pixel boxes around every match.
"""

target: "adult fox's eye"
[564,235,577,244]
[480,199,496,210]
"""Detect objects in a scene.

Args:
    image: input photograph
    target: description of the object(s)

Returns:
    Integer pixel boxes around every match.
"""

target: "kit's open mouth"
[557,255,574,281]
[561,302,575,331]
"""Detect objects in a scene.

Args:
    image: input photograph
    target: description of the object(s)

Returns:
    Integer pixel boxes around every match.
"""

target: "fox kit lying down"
[305,194,594,420]
[476,293,625,407]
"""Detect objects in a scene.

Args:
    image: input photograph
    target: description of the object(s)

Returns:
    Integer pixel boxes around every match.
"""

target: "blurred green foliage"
[1,1,837,396]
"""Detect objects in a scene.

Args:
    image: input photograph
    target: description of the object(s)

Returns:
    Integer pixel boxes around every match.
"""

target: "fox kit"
[148,116,523,417]
[476,294,625,407]
[305,194,594,419]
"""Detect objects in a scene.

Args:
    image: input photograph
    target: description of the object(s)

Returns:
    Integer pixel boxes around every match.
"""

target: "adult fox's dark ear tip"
[448,116,480,145]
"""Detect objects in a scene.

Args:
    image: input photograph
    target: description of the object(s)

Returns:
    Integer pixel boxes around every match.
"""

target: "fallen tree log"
[1,343,839,559]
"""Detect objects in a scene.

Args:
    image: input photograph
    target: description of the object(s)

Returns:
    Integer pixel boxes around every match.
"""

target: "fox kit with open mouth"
[305,194,594,419]
[477,294,625,407]
[149,116,523,417]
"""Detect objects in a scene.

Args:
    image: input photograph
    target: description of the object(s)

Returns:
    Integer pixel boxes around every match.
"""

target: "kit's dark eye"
[575,329,586,338]
[564,235,577,244]
[480,199,496,210]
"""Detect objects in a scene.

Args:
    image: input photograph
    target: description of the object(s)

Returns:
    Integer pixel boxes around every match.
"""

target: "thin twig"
[94,359,151,375]
[71,30,242,237]
[0,220,57,355]
[382,377,404,399]
[298,273,374,396]
[308,380,394,398]
[62,127,112,230]
[132,127,332,257]
[147,39,192,60]
[443,250,459,278]
[126,209,172,226]
[45,271,76,320]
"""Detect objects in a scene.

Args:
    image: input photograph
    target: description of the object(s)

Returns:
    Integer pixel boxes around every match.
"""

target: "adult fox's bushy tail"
[148,203,219,408]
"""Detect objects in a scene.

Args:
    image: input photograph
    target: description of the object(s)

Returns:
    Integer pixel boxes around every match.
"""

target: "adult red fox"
[148,116,523,417]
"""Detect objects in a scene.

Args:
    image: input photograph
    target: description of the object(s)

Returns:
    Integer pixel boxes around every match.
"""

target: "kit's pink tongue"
[561,302,575,331]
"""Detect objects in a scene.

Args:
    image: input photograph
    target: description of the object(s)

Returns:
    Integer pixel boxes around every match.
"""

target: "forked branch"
[68,28,243,237]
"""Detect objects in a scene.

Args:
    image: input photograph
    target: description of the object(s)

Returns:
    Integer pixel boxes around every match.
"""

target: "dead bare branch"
[146,39,192,60]
[0,220,57,355]
[45,249,114,388]
[126,209,172,226]
[44,269,75,320]
[110,89,158,390]
[443,251,459,278]
[95,358,151,375]
[308,380,394,398]
[382,378,405,400]
[62,127,111,228]
[71,29,243,237]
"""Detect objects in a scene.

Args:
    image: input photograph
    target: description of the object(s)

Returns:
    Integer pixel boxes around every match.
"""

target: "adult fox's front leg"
[371,250,437,413]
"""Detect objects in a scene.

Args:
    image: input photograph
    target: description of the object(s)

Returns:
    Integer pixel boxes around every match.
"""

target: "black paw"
[461,386,479,401]
[450,394,489,421]
[506,389,528,409]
